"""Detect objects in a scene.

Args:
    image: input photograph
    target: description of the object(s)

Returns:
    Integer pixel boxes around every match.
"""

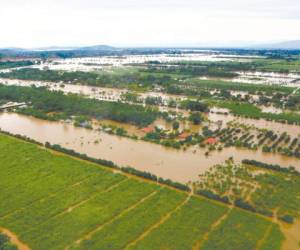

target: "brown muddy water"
[1,112,300,183]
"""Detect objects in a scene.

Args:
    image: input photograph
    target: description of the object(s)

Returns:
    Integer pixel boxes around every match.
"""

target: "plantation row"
[0,133,284,250]
[196,160,300,223]
[215,123,300,159]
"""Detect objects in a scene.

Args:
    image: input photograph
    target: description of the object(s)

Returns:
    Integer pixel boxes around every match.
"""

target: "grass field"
[215,101,300,124]
[0,133,284,250]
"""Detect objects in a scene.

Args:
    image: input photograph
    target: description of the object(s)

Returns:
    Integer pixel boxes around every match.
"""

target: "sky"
[1,0,300,48]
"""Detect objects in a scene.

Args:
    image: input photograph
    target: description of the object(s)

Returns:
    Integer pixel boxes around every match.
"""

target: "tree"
[189,112,202,125]
[172,121,180,130]
[181,100,209,112]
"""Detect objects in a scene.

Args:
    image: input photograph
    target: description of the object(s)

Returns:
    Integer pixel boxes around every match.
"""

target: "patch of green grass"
[217,101,300,124]
[72,188,186,250]
[196,160,300,221]
[191,79,294,94]
[22,180,158,250]
[259,225,285,250]
[129,197,229,250]
[0,173,125,232]
[201,209,270,250]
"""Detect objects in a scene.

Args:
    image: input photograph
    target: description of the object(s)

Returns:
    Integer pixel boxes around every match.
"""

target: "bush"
[0,233,18,250]
[278,214,294,224]
[242,159,299,175]
[45,142,117,168]
[197,190,230,204]
[234,199,256,213]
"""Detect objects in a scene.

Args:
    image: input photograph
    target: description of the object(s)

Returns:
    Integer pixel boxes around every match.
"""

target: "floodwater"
[261,105,283,114]
[1,78,299,136]
[234,71,300,87]
[0,78,127,102]
[0,78,185,106]
[1,112,299,183]
[209,112,300,135]
[281,219,300,250]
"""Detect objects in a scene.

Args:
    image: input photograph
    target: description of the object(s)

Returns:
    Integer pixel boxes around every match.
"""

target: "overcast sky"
[1,0,300,48]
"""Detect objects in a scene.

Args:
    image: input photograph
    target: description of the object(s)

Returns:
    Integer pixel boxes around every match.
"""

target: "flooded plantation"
[208,112,300,135]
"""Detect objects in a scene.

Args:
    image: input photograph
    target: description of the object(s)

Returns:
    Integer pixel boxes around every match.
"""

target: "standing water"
[0,112,299,183]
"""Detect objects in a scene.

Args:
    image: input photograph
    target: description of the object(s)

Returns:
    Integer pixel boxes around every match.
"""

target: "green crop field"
[0,133,284,250]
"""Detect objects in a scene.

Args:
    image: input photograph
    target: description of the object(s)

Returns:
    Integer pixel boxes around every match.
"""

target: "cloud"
[0,0,299,47]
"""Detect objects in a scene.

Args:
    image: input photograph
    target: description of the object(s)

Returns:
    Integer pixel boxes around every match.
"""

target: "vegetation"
[189,112,203,125]
[242,159,299,175]
[0,133,282,250]
[141,125,205,150]
[216,122,300,159]
[0,50,299,249]
[0,85,161,127]
[0,234,18,250]
[201,209,275,250]
[259,225,285,250]
[180,100,209,112]
[0,60,34,70]
[195,159,300,222]
[190,78,294,94]
[171,57,300,72]
[142,64,238,78]
[122,167,190,192]
[70,189,186,250]
[128,197,229,250]
[0,68,178,90]
[217,101,300,125]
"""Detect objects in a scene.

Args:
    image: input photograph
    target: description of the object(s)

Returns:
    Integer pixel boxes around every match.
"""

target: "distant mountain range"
[0,45,117,52]
[78,45,117,51]
[1,41,300,53]
[0,45,121,58]
[252,40,300,50]
[0,42,299,59]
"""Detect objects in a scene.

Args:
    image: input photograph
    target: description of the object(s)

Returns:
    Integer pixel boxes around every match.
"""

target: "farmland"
[0,49,300,250]
[1,0,300,247]
[0,133,284,250]
[195,159,300,221]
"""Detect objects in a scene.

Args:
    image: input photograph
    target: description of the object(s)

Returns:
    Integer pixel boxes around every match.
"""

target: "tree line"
[0,84,160,127]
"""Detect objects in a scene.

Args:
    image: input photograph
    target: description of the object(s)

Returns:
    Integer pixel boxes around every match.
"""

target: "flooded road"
[1,112,299,183]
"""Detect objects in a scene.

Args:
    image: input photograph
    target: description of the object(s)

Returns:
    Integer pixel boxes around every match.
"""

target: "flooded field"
[0,78,187,105]
[233,71,300,87]
[209,112,300,135]
[1,112,299,183]
[0,80,228,134]
[0,78,127,102]
[31,53,242,71]
[1,78,300,136]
